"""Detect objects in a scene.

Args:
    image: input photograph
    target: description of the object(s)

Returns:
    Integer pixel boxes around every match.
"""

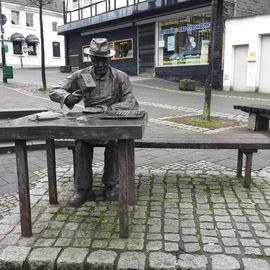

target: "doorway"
[233,45,248,91]
[138,23,155,75]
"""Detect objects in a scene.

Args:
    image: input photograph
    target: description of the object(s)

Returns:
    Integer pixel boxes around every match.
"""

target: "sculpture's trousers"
[74,140,118,190]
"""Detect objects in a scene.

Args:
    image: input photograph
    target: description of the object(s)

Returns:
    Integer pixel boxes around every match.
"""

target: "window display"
[82,38,133,62]
[158,12,211,66]
[112,39,133,59]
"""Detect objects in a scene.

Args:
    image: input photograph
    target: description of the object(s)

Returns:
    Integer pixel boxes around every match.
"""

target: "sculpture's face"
[91,56,110,77]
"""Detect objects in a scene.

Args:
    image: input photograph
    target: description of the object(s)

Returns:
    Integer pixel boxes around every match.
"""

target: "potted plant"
[179,79,196,91]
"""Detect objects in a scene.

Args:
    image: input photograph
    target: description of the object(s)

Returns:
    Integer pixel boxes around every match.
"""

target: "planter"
[60,65,72,73]
[179,79,196,91]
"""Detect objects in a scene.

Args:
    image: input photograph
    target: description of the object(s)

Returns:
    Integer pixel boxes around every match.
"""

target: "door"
[138,23,155,75]
[233,45,248,91]
[259,35,270,93]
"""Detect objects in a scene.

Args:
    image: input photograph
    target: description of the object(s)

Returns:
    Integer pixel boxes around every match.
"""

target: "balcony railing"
[64,0,149,23]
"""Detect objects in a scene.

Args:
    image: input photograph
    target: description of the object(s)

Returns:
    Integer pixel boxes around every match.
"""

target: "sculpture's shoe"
[104,186,119,201]
[68,189,96,207]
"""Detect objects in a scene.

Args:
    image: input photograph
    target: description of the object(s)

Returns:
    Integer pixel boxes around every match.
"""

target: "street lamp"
[0,0,7,83]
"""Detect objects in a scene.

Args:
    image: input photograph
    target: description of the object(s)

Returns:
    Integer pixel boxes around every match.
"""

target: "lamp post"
[0,0,7,83]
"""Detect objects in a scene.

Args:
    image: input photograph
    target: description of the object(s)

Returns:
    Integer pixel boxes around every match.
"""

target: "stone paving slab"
[0,161,270,269]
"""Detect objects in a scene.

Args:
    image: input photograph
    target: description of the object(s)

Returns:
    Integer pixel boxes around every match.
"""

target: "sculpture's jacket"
[49,66,138,110]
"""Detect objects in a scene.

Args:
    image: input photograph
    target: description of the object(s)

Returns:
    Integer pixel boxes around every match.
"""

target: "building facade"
[223,14,270,93]
[59,0,270,89]
[59,0,213,86]
[1,0,65,68]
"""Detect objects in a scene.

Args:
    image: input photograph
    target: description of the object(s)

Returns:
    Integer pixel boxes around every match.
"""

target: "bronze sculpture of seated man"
[49,38,138,207]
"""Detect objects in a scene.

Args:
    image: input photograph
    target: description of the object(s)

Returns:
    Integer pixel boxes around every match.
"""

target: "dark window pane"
[53,41,60,57]
[13,42,22,54]
[27,42,37,55]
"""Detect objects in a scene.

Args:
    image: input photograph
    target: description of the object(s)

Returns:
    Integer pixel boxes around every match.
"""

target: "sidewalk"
[0,77,270,269]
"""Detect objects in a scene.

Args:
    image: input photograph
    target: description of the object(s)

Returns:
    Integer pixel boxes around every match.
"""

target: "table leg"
[46,139,58,204]
[118,139,129,238]
[127,139,135,205]
[15,140,32,237]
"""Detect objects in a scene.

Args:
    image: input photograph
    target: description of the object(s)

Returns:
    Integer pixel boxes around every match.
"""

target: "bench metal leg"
[46,139,58,204]
[248,113,269,131]
[242,149,257,189]
[15,140,32,237]
[118,139,129,238]
[237,149,243,177]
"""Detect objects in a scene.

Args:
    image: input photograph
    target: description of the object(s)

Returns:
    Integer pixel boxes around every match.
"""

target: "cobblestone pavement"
[0,159,270,269]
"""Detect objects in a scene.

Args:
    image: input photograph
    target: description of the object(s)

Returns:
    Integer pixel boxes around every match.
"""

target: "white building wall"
[223,14,270,92]
[1,2,65,68]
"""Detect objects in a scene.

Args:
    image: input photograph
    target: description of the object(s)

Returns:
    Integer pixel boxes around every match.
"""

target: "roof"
[3,0,63,13]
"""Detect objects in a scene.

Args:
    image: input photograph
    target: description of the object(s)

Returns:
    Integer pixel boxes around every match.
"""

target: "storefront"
[155,9,211,83]
[223,14,270,93]
[60,1,215,85]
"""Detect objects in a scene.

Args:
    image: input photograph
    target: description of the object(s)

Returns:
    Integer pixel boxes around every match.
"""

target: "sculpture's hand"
[64,93,82,107]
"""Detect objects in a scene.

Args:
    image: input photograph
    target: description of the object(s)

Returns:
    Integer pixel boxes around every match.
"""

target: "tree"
[203,0,224,120]
[28,0,54,90]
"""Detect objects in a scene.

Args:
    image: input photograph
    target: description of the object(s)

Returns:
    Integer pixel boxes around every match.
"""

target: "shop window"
[27,43,37,55]
[82,45,91,62]
[82,39,134,62]
[52,41,60,57]
[158,12,211,66]
[52,22,58,32]
[113,39,133,59]
[11,10,19,25]
[26,13,33,27]
[13,41,22,54]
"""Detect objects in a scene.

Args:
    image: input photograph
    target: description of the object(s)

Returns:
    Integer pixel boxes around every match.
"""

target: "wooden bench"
[234,104,270,131]
[68,130,270,189]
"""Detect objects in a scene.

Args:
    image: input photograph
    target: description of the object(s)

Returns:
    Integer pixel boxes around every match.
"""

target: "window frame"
[13,41,23,55]
[110,38,134,60]
[52,21,58,32]
[52,41,61,57]
[27,42,37,56]
[26,12,34,27]
[11,10,20,25]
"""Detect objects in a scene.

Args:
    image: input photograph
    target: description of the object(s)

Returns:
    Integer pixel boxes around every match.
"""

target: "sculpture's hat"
[88,38,115,58]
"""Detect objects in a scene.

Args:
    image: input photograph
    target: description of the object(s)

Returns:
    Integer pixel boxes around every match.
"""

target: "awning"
[25,34,39,43]
[10,32,25,42]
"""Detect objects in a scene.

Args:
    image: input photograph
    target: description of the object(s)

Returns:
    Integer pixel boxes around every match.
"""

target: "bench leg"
[248,113,269,131]
[242,149,257,189]
[46,139,58,204]
[237,149,243,177]
[15,140,32,237]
